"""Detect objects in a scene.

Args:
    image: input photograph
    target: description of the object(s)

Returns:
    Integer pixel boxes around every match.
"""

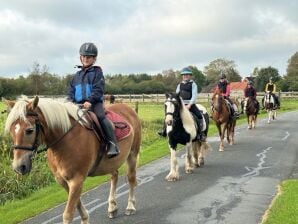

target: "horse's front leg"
[108,170,118,218]
[220,124,226,151]
[217,124,224,151]
[63,177,86,224]
[125,152,138,216]
[268,110,272,123]
[185,142,194,174]
[166,148,179,181]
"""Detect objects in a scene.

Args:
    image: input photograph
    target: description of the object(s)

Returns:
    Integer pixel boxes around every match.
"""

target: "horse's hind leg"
[108,170,119,218]
[125,152,138,216]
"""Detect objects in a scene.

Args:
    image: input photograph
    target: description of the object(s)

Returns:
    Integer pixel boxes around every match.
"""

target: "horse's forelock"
[5,99,28,133]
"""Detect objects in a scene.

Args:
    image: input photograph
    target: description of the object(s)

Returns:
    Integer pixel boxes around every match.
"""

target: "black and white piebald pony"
[163,93,210,181]
[263,92,277,123]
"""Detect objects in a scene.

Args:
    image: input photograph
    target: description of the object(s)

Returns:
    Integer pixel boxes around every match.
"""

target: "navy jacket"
[67,66,104,104]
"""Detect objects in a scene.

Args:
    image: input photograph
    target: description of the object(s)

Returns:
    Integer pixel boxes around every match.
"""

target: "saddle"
[83,110,131,142]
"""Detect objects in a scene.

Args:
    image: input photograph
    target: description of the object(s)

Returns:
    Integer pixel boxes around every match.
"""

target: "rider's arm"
[265,83,269,92]
[226,84,231,96]
[176,84,180,94]
[189,82,198,105]
[273,84,276,93]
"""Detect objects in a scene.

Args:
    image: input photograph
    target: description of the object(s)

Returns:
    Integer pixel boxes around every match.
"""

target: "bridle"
[165,98,181,125]
[11,110,82,155]
[11,111,41,153]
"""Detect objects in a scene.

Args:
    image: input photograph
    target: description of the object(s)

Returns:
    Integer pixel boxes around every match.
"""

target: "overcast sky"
[0,0,297,78]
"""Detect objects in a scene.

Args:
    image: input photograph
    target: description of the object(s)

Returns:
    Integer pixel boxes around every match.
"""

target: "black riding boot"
[157,123,167,137]
[240,101,244,114]
[197,118,206,141]
[101,118,120,158]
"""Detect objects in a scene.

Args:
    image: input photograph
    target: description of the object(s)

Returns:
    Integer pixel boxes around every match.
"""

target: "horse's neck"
[180,105,196,135]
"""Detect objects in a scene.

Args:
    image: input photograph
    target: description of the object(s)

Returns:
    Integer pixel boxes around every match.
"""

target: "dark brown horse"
[211,90,236,151]
[244,97,258,129]
[5,96,141,224]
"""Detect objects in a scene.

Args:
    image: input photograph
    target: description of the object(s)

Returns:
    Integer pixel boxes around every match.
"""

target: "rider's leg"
[226,97,240,118]
[240,100,244,114]
[189,104,206,141]
[157,122,167,137]
[255,99,260,114]
[94,103,119,158]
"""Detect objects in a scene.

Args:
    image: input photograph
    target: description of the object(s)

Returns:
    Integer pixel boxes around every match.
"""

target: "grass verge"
[262,180,298,224]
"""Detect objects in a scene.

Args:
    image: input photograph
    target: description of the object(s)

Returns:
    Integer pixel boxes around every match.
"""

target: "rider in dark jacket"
[67,42,119,158]
[241,81,259,114]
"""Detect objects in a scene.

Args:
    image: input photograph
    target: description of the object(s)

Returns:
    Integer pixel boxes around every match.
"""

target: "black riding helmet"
[79,42,98,57]
[220,73,226,79]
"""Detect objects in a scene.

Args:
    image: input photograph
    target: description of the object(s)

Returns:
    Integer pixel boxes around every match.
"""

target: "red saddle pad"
[106,110,131,141]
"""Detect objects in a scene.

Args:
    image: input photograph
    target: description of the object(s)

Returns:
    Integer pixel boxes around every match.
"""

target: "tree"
[203,58,241,85]
[254,66,281,92]
[188,66,206,93]
[284,52,298,91]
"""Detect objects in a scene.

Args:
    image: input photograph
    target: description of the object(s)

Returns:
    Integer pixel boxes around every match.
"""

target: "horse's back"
[107,103,140,127]
[196,104,208,114]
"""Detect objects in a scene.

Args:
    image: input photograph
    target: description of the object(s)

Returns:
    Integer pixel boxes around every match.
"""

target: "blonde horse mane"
[5,97,79,133]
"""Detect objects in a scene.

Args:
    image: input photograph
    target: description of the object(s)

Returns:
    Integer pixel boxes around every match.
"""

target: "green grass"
[262,180,298,224]
[0,99,298,223]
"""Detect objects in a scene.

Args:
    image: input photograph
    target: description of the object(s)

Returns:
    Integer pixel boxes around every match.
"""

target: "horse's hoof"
[199,158,204,166]
[108,209,118,219]
[185,168,194,174]
[219,148,224,152]
[165,175,179,181]
[125,209,136,216]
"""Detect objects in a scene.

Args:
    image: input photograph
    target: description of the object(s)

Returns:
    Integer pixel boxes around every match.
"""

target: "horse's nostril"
[20,165,26,173]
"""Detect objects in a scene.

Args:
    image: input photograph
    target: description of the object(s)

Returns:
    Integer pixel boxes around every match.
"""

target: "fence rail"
[15,92,298,104]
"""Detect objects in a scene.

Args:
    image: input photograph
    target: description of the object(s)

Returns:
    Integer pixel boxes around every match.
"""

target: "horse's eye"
[25,128,34,135]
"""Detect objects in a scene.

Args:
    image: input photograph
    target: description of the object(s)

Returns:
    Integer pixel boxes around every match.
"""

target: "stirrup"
[107,142,119,158]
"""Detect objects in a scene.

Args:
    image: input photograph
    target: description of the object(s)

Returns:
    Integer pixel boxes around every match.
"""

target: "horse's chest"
[168,128,191,149]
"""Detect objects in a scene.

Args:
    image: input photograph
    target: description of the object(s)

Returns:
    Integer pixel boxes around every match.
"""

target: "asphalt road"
[22,111,298,224]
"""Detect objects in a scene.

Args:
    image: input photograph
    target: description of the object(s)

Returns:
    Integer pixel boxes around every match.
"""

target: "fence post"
[135,101,139,114]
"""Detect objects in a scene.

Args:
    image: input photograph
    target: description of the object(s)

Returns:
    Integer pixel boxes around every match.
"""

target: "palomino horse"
[211,90,236,151]
[263,92,277,123]
[5,96,141,224]
[244,97,258,129]
[163,93,210,181]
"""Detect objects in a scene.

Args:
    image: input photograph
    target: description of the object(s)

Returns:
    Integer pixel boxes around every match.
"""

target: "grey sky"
[0,0,297,77]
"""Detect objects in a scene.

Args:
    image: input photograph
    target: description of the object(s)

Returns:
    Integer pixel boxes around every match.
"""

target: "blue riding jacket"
[67,66,105,104]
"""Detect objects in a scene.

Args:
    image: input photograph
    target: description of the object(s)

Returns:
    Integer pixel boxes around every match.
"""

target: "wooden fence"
[109,91,298,104]
[17,92,298,104]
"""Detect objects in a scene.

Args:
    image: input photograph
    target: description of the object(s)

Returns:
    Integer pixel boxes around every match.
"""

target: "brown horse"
[5,96,141,224]
[211,90,236,151]
[244,97,258,129]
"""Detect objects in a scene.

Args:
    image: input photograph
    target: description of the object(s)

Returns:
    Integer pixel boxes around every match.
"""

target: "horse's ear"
[32,96,39,109]
[4,99,15,109]
[165,93,169,98]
